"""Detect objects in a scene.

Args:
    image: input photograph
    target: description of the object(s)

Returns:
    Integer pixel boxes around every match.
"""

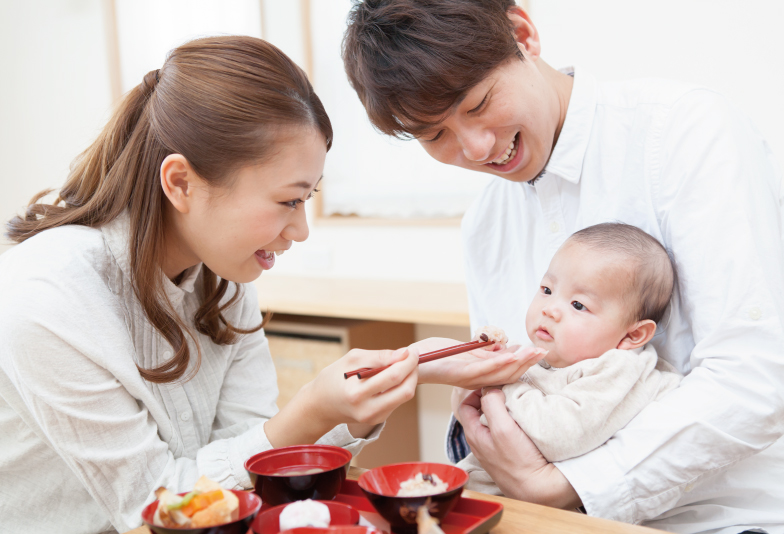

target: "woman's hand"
[265,347,418,447]
[459,388,582,509]
[417,338,547,389]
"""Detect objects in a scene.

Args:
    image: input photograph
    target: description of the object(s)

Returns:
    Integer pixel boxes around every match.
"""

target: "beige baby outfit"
[458,344,682,495]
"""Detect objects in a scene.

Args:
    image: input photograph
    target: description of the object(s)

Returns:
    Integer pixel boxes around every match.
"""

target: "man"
[343,1,784,533]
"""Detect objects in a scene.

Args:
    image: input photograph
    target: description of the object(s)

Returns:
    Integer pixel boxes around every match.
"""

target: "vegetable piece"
[181,490,225,517]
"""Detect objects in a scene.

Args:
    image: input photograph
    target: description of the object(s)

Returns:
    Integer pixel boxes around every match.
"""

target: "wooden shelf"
[254,276,470,327]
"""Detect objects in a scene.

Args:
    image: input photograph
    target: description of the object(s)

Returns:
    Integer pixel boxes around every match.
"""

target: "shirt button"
[749,307,762,321]
[180,412,191,422]
[163,351,172,359]
[550,221,560,234]
[684,483,695,492]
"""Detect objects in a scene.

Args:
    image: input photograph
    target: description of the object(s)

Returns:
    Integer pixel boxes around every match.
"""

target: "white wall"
[3,1,783,285]
[0,0,114,255]
[529,0,784,170]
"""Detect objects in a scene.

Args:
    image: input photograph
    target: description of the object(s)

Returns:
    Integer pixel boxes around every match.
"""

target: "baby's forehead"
[555,242,642,299]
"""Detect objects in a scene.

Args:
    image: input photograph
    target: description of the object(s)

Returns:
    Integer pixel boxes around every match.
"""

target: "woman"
[0,36,534,533]
[343,1,784,533]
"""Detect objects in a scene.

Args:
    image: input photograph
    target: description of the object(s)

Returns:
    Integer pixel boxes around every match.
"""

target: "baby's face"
[525,241,635,368]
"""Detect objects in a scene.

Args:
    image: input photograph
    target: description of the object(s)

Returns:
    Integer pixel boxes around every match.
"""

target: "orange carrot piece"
[181,490,224,517]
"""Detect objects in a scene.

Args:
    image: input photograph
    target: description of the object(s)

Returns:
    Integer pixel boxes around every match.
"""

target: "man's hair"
[568,223,675,325]
[343,0,520,139]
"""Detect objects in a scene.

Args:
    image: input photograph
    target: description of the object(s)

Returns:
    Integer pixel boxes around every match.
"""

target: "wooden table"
[125,467,663,534]
[254,275,471,327]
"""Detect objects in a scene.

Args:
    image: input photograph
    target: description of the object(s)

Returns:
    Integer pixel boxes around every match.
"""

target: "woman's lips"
[536,326,553,341]
[254,249,275,270]
[485,132,523,173]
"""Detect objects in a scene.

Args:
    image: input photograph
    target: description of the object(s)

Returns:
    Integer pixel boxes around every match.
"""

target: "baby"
[457,222,683,495]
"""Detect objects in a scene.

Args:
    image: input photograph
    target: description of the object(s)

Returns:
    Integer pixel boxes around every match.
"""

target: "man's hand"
[459,388,582,509]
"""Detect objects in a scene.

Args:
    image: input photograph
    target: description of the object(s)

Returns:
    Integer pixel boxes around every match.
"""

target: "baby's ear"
[617,320,657,350]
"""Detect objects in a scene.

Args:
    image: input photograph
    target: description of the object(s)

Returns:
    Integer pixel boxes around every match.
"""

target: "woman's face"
[169,126,326,284]
[415,50,563,183]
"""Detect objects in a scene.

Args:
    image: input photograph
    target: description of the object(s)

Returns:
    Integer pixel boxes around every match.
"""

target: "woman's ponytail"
[6,69,161,242]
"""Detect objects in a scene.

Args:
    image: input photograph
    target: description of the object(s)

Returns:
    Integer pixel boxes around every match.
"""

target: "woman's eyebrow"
[286,176,323,189]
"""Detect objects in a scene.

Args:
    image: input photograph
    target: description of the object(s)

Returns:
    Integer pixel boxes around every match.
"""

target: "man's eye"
[427,130,444,142]
[572,301,586,311]
[542,286,551,295]
[468,93,489,114]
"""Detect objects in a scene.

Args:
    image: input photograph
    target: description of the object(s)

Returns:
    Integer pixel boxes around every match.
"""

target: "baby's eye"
[572,301,586,311]
[542,286,551,295]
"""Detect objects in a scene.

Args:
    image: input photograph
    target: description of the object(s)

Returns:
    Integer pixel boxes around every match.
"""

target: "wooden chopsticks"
[344,333,493,380]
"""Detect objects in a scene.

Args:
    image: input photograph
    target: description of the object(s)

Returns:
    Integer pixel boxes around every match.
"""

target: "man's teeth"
[491,137,517,165]
[274,250,284,256]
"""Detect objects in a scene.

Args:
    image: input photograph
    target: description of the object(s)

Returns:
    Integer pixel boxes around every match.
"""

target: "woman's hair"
[6,36,332,383]
[342,0,519,139]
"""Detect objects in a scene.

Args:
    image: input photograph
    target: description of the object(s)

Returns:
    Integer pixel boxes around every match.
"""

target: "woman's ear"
[617,320,657,350]
[507,5,541,60]
[160,154,198,214]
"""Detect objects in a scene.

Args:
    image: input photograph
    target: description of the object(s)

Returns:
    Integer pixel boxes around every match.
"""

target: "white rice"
[279,499,331,530]
[396,473,449,497]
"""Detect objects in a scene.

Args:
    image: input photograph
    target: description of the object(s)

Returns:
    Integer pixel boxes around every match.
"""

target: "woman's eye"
[572,301,586,311]
[282,189,319,209]
[542,286,551,295]
[282,200,302,209]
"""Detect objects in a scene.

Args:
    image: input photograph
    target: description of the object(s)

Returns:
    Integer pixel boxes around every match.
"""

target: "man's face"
[414,50,562,183]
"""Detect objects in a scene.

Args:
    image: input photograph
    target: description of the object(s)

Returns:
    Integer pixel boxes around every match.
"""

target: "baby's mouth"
[536,326,553,341]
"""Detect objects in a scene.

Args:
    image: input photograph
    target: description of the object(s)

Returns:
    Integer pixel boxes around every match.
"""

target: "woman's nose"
[283,207,309,243]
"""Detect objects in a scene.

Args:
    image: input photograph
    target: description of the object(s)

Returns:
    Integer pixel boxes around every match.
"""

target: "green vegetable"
[167,490,200,511]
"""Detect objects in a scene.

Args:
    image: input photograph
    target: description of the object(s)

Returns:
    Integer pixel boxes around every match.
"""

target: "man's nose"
[459,128,495,162]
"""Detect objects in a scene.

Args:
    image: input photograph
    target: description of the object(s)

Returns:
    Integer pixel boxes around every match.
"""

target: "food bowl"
[245,445,352,506]
[279,528,378,534]
[251,500,360,534]
[141,489,261,534]
[358,462,468,534]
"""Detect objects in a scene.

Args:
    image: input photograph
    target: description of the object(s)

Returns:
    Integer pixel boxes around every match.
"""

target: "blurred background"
[2,0,782,465]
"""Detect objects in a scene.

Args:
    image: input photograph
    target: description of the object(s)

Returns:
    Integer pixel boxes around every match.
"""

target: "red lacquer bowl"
[358,463,468,534]
[251,500,360,534]
[245,445,353,506]
[141,490,261,534]
[280,528,379,534]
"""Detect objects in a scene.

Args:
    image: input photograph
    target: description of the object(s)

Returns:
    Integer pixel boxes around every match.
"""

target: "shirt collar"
[102,212,201,303]
[542,66,598,185]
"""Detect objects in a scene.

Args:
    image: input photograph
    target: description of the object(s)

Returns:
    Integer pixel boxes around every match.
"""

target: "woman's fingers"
[342,348,418,424]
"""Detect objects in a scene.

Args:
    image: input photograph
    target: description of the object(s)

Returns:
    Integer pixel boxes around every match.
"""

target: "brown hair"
[343,0,519,139]
[6,36,332,383]
[568,223,675,325]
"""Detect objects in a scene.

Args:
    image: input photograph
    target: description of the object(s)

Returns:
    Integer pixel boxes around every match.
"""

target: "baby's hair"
[567,223,675,325]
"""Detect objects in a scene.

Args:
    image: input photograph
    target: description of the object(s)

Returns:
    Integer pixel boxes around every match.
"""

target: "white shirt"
[461,68,784,534]
[0,214,378,534]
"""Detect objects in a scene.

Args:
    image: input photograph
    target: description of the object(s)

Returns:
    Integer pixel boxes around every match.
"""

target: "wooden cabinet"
[264,314,418,468]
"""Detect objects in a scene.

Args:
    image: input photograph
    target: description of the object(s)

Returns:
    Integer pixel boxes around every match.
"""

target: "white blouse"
[461,68,784,533]
[0,214,377,534]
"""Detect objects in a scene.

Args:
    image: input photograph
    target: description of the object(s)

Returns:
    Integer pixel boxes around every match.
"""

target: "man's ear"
[617,320,657,350]
[507,5,541,60]
[160,154,198,214]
